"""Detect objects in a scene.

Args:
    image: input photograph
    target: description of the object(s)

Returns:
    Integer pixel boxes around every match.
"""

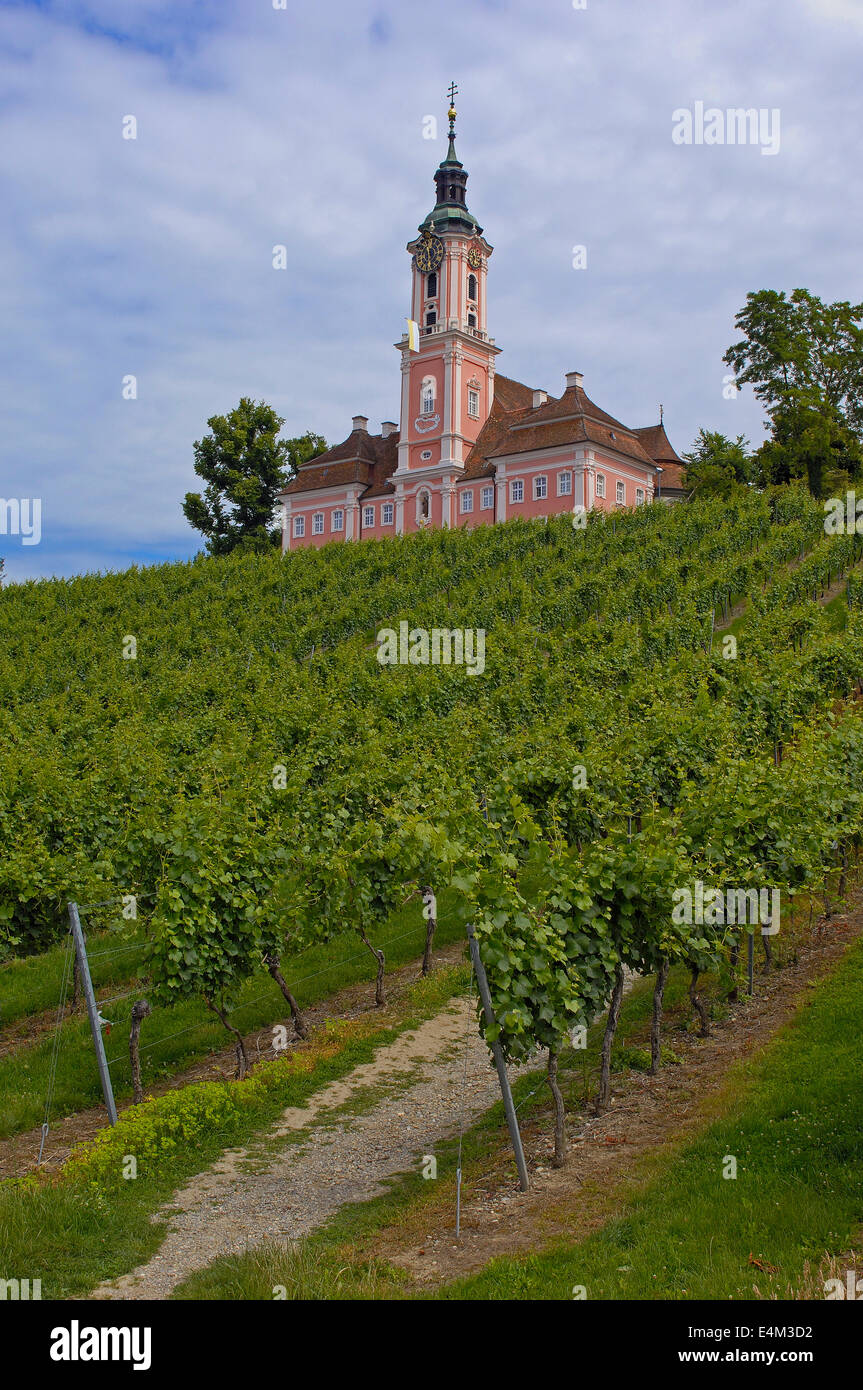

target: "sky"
[0,0,861,583]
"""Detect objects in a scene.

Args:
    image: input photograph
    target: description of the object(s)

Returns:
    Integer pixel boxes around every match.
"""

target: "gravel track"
[93,995,544,1300]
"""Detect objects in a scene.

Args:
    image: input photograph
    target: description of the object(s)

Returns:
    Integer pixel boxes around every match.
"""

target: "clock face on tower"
[467,244,483,269]
[415,233,444,274]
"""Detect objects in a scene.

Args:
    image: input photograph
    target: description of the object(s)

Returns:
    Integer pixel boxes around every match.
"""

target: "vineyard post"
[68,901,118,1125]
[466,923,529,1193]
[747,928,754,997]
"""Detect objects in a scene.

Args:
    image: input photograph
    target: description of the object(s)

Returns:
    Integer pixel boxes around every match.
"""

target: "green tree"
[754,392,861,498]
[682,429,751,498]
[183,397,326,556]
[724,289,863,496]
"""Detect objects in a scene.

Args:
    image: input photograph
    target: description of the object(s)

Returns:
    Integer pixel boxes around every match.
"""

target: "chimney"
[381,421,398,438]
[565,371,584,390]
[532,389,548,408]
[352,415,369,432]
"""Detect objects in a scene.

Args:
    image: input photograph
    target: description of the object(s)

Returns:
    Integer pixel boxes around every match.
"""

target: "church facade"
[279,97,684,551]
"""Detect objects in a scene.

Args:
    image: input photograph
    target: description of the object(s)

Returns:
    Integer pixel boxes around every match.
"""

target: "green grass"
[0,888,465,1140]
[0,964,468,1299]
[440,934,863,1300]
[0,921,151,1028]
[170,964,703,1299]
[171,932,863,1303]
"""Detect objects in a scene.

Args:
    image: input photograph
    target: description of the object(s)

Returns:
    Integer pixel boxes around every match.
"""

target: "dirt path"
[0,942,466,1181]
[91,910,853,1301]
[92,994,546,1301]
[375,912,859,1288]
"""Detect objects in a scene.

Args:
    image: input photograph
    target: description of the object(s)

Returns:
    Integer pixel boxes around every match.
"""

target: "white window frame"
[461,490,474,513]
[635,488,645,506]
[557,471,572,496]
[481,485,494,510]
[293,515,305,538]
[331,509,344,531]
[595,473,605,499]
[616,480,625,505]
[421,376,436,415]
[363,505,374,527]
[467,388,479,419]
[510,480,524,504]
[382,502,394,525]
[534,475,548,500]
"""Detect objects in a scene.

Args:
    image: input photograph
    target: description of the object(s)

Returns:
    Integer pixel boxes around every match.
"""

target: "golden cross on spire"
[447,81,458,136]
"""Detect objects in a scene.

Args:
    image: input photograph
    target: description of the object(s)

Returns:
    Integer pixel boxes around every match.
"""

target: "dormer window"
[467,273,477,302]
[427,272,437,298]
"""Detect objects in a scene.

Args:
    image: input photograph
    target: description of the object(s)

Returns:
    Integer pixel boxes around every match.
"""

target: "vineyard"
[2,489,863,1299]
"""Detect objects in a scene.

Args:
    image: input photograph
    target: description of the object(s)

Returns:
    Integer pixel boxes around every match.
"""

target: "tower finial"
[447,81,458,135]
[659,402,664,424]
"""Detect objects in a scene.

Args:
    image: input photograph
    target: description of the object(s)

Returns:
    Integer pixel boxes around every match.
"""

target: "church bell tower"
[393,87,500,529]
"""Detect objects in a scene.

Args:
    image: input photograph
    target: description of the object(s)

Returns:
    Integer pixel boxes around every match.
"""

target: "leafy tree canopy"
[724,289,863,497]
[682,429,752,498]
[183,397,326,556]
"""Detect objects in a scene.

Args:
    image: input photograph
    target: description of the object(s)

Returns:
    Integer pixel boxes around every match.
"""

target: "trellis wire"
[37,928,76,1164]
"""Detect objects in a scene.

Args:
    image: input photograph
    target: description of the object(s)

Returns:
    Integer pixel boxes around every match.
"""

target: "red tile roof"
[632,422,683,465]
[481,382,658,469]
[281,429,399,496]
[653,461,686,492]
[281,377,684,501]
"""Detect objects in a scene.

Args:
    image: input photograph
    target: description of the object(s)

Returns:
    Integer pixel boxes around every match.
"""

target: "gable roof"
[280,377,684,501]
[480,380,658,469]
[280,429,399,496]
[632,421,683,465]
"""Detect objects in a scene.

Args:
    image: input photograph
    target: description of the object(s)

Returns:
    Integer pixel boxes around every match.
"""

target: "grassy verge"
[0,963,469,1299]
[171,963,704,1299]
[172,922,861,1302]
[0,889,464,1140]
[440,931,863,1300]
[0,921,151,1028]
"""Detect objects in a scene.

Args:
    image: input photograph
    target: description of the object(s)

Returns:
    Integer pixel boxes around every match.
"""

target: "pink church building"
[279,98,684,550]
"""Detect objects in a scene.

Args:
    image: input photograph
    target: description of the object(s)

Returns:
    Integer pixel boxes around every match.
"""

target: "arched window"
[427,272,437,298]
[421,377,435,414]
[418,490,431,521]
[467,273,477,302]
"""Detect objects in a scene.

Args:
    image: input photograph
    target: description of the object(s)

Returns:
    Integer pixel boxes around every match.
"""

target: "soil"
[91,908,855,1300]
[375,910,858,1289]
[91,992,550,1300]
[4,902,857,1301]
[0,940,467,1181]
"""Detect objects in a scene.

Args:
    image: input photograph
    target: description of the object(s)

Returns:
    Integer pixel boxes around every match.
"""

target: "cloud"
[0,0,860,582]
